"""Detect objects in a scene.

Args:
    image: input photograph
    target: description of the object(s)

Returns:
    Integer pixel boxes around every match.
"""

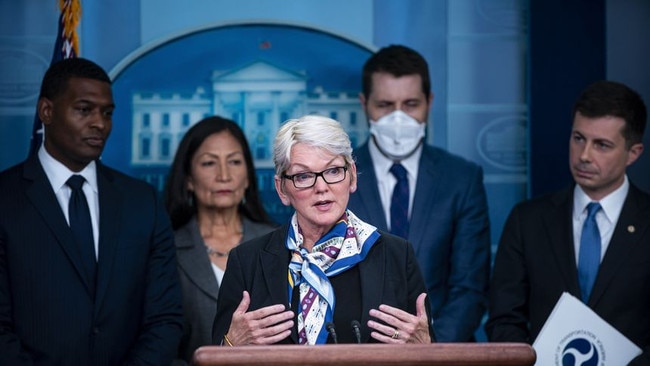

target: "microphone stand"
[351,320,362,344]
[326,322,338,344]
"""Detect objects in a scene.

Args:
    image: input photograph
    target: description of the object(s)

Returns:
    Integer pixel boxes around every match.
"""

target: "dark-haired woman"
[164,116,276,364]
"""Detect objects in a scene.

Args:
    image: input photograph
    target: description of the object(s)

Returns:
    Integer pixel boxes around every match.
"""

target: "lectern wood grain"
[193,343,536,366]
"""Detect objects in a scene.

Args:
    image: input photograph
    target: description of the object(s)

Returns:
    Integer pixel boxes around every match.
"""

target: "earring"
[188,192,194,207]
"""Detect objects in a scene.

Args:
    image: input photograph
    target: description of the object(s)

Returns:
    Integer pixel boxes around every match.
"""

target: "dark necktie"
[578,202,601,303]
[67,175,97,288]
[389,163,409,239]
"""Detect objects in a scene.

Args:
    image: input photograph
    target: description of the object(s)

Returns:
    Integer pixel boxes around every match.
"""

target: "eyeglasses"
[283,166,348,188]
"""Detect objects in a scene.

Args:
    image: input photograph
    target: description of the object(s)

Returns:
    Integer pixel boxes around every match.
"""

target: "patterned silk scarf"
[286,210,380,345]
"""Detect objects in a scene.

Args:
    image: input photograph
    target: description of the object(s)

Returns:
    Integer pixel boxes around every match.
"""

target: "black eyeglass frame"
[282,165,349,189]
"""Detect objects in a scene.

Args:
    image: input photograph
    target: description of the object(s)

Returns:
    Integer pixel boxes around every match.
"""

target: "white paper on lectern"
[532,292,641,365]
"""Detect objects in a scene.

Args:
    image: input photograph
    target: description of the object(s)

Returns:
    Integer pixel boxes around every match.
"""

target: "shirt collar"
[573,175,629,222]
[368,138,422,178]
[38,144,98,194]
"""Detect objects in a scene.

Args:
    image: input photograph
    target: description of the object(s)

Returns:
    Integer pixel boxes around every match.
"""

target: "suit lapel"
[24,156,96,294]
[94,164,121,307]
[176,218,220,301]
[544,189,582,297]
[351,144,388,230]
[259,227,295,342]
[409,147,441,252]
[358,237,385,343]
[589,185,650,306]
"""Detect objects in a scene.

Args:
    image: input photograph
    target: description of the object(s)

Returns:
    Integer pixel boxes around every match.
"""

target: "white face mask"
[369,110,426,160]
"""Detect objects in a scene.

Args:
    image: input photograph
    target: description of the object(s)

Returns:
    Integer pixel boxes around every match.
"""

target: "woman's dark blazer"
[212,222,434,344]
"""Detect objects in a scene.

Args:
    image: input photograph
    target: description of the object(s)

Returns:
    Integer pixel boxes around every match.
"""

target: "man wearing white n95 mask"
[369,110,426,160]
[348,45,491,342]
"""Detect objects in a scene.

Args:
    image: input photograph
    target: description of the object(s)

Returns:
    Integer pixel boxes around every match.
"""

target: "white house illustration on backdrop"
[131,60,367,169]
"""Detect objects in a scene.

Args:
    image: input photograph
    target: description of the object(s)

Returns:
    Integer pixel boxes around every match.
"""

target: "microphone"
[351,320,362,344]
[326,322,338,344]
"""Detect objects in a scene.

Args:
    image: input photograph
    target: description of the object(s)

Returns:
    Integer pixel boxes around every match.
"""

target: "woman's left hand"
[368,292,431,344]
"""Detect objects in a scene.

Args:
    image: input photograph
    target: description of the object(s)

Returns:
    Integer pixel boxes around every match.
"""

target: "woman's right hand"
[224,291,294,345]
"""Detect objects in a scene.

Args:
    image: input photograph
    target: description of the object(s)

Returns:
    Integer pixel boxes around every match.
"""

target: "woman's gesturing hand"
[367,292,431,344]
[225,291,295,345]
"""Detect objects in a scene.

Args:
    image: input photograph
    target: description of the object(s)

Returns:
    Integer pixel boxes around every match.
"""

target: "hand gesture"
[224,291,294,345]
[368,292,431,343]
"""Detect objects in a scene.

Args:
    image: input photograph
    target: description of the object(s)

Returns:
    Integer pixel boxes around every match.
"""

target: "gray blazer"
[173,216,275,364]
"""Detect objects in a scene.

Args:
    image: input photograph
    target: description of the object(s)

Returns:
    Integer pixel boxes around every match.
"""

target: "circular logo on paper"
[561,337,599,366]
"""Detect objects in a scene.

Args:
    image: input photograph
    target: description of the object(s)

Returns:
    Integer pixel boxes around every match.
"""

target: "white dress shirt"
[368,138,422,231]
[39,145,100,259]
[572,176,628,265]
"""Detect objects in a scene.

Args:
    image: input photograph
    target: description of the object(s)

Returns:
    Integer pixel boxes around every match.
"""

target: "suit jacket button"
[92,327,100,335]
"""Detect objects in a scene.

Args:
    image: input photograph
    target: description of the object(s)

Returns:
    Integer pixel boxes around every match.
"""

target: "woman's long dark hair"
[163,116,274,230]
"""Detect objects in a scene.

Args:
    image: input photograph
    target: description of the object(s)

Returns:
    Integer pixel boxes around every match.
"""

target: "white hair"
[273,115,353,176]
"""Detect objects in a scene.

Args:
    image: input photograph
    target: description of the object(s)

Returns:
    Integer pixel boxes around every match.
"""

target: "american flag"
[29,0,82,156]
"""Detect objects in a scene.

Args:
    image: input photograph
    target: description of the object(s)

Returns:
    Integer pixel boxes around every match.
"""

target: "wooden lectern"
[192,343,536,366]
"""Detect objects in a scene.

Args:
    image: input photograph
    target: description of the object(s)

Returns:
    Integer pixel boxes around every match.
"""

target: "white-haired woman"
[213,115,434,345]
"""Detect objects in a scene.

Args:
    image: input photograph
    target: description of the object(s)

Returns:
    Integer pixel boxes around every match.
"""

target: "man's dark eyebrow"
[592,137,614,145]
[373,99,394,104]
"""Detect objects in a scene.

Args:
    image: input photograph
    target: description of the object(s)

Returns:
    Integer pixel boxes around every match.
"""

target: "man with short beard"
[348,45,491,342]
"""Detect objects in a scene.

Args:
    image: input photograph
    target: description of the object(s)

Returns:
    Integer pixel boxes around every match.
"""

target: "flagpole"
[28,0,82,157]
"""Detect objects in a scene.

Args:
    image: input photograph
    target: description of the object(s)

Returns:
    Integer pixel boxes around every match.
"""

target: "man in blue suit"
[0,58,183,365]
[348,45,491,342]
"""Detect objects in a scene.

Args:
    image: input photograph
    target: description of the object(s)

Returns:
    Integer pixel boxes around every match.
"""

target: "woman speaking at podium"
[212,115,435,345]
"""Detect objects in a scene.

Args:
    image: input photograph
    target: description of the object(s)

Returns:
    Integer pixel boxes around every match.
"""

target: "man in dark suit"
[0,58,183,365]
[348,45,491,342]
[486,80,650,365]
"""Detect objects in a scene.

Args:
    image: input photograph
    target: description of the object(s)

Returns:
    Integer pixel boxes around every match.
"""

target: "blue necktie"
[578,202,601,302]
[389,163,409,239]
[67,175,97,290]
